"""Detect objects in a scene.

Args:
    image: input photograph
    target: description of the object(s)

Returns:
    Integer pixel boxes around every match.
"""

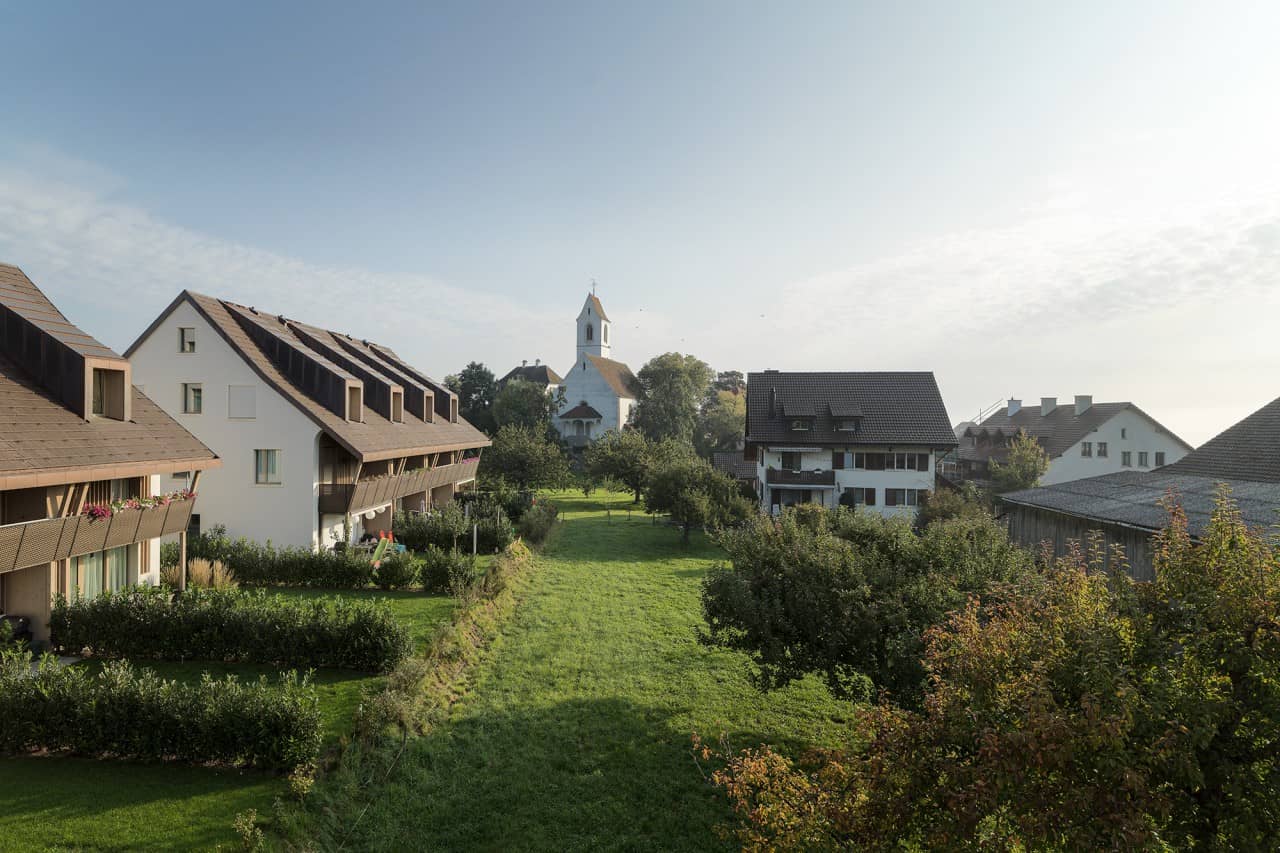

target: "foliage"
[160,539,180,569]
[584,429,692,503]
[645,456,752,543]
[708,490,1280,851]
[445,361,497,434]
[0,648,321,772]
[630,352,714,443]
[694,388,746,458]
[51,586,411,672]
[186,557,238,589]
[479,424,570,490]
[188,525,375,588]
[493,378,566,437]
[712,370,747,395]
[418,545,472,594]
[81,488,196,520]
[702,505,1034,705]
[474,505,516,553]
[374,550,419,589]
[989,429,1050,493]
[394,504,468,552]
[915,481,991,527]
[518,499,560,544]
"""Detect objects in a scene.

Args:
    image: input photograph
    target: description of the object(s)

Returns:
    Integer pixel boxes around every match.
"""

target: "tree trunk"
[682,523,691,544]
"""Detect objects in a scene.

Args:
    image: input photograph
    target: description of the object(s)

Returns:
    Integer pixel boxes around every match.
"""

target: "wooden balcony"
[765,468,836,487]
[318,458,481,515]
[0,499,196,575]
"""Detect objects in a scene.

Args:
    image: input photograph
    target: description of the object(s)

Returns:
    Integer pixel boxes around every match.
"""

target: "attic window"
[178,327,196,353]
[347,386,363,422]
[450,396,458,423]
[91,368,127,420]
[837,418,862,432]
[788,418,813,432]
[391,390,404,424]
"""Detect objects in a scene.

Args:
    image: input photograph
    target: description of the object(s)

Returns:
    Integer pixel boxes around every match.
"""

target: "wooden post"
[177,530,187,592]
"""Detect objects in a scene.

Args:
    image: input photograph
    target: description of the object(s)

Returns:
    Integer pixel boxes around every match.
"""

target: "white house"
[958,396,1192,487]
[744,371,958,519]
[555,293,639,447]
[126,292,490,550]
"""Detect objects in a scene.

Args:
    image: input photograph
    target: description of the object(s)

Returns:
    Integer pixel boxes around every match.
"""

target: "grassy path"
[328,492,856,851]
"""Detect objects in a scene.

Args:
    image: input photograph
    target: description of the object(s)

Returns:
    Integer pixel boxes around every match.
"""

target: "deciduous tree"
[479,425,569,490]
[493,379,565,438]
[445,362,497,435]
[631,353,713,444]
[644,456,751,543]
[583,429,690,503]
[695,389,746,458]
[988,430,1049,493]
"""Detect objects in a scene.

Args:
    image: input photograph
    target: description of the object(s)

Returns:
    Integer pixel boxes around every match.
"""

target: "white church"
[556,293,639,447]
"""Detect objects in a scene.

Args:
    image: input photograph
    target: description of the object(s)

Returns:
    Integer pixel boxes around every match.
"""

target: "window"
[603,324,609,343]
[832,451,852,469]
[391,390,404,423]
[780,452,802,470]
[91,368,126,419]
[586,324,593,341]
[1081,442,1092,457]
[1121,451,1132,466]
[843,487,875,506]
[182,383,202,414]
[1155,452,1166,467]
[228,385,256,419]
[347,386,363,422]
[70,546,129,598]
[179,327,196,353]
[884,488,924,507]
[92,369,106,415]
[254,449,281,485]
[837,418,861,432]
[1097,442,1108,458]
[855,452,887,471]
[1121,427,1127,439]
[1138,451,1149,467]
[788,418,812,432]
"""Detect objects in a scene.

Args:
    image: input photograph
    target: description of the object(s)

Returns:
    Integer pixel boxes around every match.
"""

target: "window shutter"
[832,451,844,470]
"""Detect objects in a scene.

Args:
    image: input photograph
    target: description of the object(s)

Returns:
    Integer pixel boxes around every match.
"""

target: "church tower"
[576,292,611,360]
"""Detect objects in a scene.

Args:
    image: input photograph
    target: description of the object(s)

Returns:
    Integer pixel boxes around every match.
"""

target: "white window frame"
[182,382,203,414]
[254,449,282,485]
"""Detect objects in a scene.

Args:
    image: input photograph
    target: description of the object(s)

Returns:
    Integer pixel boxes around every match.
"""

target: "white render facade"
[756,445,938,520]
[1038,406,1191,485]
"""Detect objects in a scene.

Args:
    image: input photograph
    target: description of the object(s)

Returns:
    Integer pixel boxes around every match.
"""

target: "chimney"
[535,358,541,366]
[1074,395,1093,415]
[769,387,777,418]
[1040,397,1057,416]
[522,359,528,367]
[1007,398,1022,417]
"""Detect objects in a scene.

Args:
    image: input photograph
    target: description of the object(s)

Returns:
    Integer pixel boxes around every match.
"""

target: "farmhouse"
[555,293,639,447]
[127,292,489,550]
[0,264,219,641]
[744,371,957,519]
[1001,394,1280,580]
[498,359,562,391]
[958,395,1191,486]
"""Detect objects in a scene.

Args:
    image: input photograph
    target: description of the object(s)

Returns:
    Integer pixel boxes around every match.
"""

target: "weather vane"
[591,278,597,295]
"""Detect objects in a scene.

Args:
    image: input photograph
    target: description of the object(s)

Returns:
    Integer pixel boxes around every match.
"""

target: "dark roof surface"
[585,354,639,400]
[745,371,956,447]
[965,401,1190,460]
[712,451,757,480]
[0,263,120,361]
[1001,470,1280,540]
[1162,395,1280,483]
[499,364,563,387]
[560,403,603,420]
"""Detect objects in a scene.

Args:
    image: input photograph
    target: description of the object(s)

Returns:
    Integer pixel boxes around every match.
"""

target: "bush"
[374,551,418,590]
[187,525,374,588]
[51,587,411,673]
[0,649,321,772]
[419,545,471,594]
[160,540,180,569]
[475,508,515,553]
[393,505,468,553]
[518,500,559,544]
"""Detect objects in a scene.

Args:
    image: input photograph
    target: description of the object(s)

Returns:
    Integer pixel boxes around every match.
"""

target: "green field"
[300,491,857,851]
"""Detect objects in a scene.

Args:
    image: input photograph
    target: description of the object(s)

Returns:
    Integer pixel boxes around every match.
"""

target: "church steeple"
[576,292,611,360]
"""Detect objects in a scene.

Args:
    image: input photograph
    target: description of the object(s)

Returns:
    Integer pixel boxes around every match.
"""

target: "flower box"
[70,515,111,556]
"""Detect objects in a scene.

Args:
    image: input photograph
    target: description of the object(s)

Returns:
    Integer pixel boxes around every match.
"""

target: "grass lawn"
[0,587,454,851]
[305,491,859,851]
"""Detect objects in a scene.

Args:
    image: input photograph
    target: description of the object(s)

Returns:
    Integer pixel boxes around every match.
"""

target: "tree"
[915,482,991,527]
[644,456,751,543]
[713,370,747,395]
[630,353,713,444]
[478,425,569,490]
[493,379,565,438]
[445,362,497,435]
[988,430,1049,493]
[694,389,746,458]
[583,429,690,503]
[705,490,1280,851]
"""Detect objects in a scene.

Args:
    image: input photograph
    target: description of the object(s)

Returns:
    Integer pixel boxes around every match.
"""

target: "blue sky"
[3,1,1279,443]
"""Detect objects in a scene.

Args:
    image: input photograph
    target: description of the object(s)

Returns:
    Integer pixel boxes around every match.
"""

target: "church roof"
[586,293,609,321]
[586,354,639,400]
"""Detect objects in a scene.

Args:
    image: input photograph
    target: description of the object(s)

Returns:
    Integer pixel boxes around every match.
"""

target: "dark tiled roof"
[128,292,489,463]
[965,401,1182,459]
[745,371,957,447]
[499,364,563,387]
[560,403,603,420]
[712,451,757,481]
[1001,471,1280,540]
[0,263,119,360]
[1162,395,1280,483]
[586,354,639,400]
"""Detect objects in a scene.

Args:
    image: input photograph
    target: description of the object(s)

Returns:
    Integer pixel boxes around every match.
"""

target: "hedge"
[0,649,321,772]
[51,587,410,673]
[394,499,515,555]
[187,525,374,588]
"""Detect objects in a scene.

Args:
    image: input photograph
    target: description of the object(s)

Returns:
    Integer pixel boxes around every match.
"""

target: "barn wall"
[1005,504,1155,581]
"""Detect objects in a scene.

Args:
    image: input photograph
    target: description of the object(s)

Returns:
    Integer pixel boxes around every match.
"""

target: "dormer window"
[86,363,129,421]
[391,390,404,423]
[837,418,862,432]
[789,417,813,432]
[347,386,363,422]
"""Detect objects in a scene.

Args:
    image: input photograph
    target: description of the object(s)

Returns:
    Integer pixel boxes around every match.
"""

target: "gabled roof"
[585,354,639,400]
[584,293,609,322]
[1162,395,1280,483]
[0,263,119,361]
[560,402,603,420]
[745,371,957,447]
[499,363,563,388]
[964,401,1191,460]
[712,451,757,481]
[127,291,489,463]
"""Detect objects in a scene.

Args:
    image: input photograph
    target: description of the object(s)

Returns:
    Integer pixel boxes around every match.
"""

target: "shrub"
[187,525,374,588]
[160,540,181,569]
[0,649,321,772]
[419,545,471,594]
[187,558,238,589]
[475,508,515,553]
[374,551,418,590]
[393,504,467,552]
[51,587,411,672]
[518,500,559,544]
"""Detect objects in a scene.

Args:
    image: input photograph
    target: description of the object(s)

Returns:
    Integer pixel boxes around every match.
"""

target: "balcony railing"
[765,468,836,487]
[0,500,196,575]
[318,458,481,515]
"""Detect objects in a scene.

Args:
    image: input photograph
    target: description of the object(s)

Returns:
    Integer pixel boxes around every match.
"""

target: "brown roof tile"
[585,354,639,400]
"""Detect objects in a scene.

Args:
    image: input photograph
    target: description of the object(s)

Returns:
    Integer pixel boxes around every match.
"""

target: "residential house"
[498,359,562,391]
[959,396,1191,486]
[0,264,219,641]
[744,371,958,518]
[711,450,758,497]
[126,292,490,550]
[1001,394,1280,580]
[555,293,639,447]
